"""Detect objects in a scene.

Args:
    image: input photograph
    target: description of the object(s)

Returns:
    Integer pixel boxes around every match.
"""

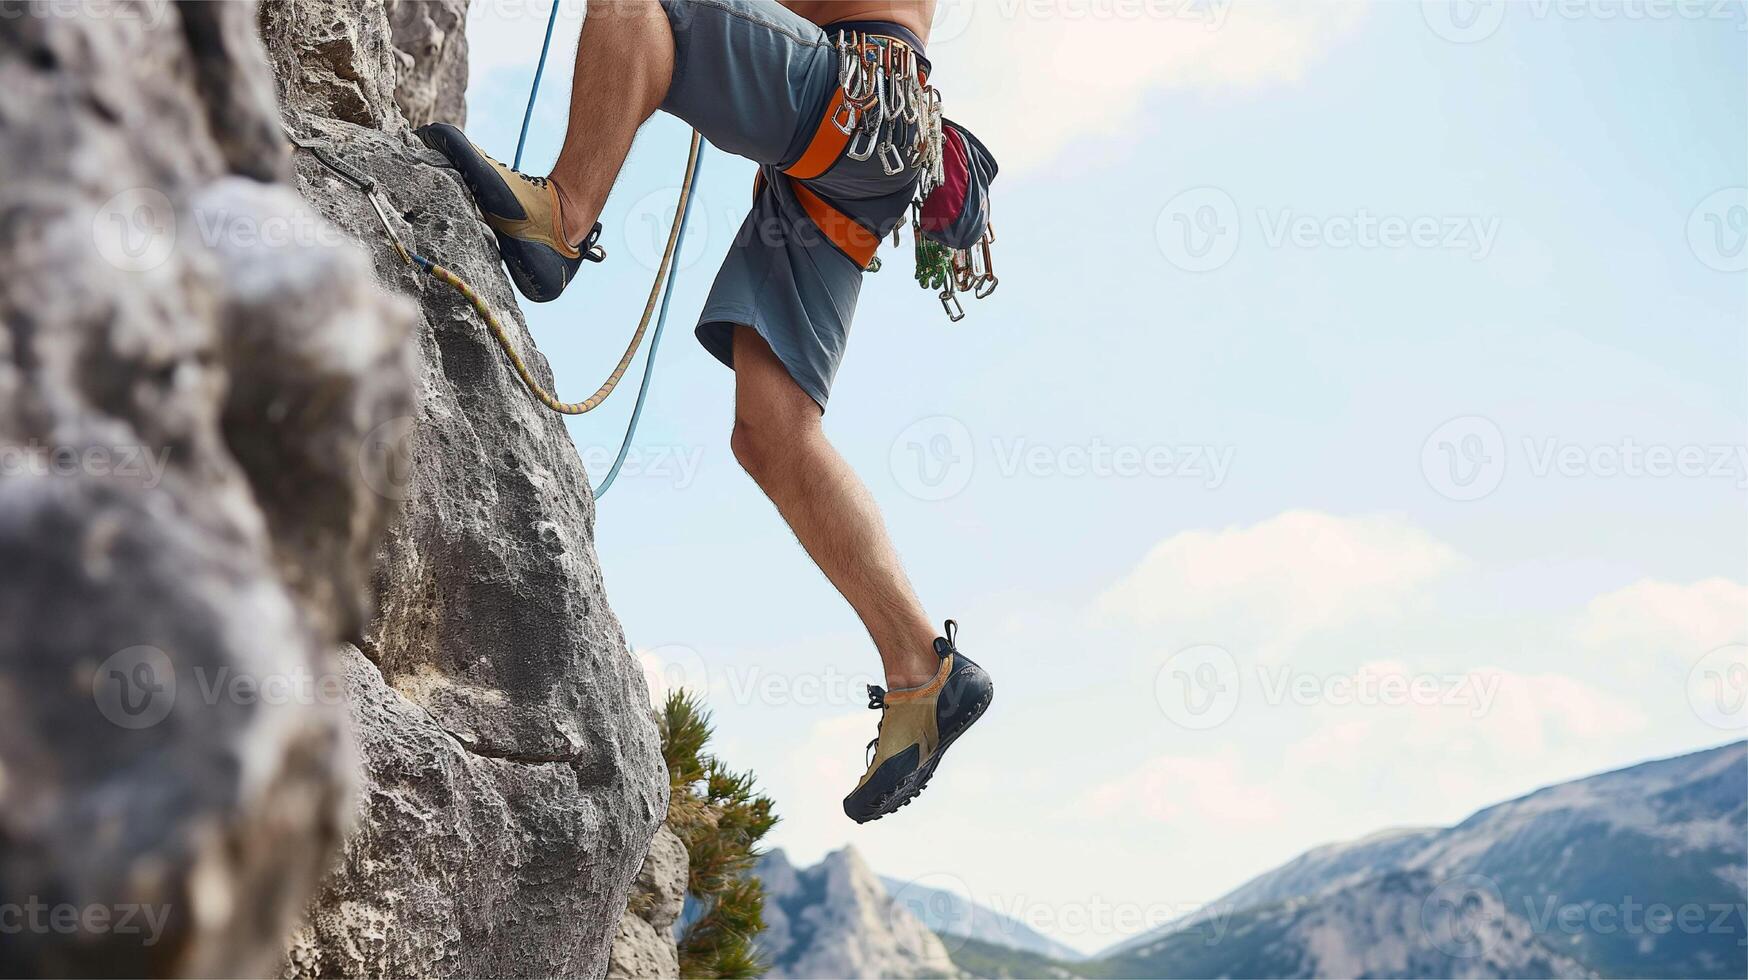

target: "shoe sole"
[416,123,574,303]
[852,681,994,824]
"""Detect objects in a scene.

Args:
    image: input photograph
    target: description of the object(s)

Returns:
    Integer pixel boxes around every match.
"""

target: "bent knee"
[731,409,819,479]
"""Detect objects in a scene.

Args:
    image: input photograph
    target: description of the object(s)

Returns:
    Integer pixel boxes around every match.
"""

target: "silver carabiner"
[832,99,859,135]
[846,115,879,161]
[879,135,906,175]
[940,288,965,322]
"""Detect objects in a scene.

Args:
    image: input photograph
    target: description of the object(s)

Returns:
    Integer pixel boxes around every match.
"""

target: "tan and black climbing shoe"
[844,621,993,824]
[415,122,604,303]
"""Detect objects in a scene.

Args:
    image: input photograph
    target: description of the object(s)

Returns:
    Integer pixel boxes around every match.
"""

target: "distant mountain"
[754,847,960,979]
[1097,741,1747,979]
[739,744,1746,979]
[881,874,1085,962]
[1095,869,1593,979]
[1100,826,1442,959]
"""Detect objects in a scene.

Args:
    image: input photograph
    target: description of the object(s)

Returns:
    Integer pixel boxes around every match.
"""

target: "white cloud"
[470,1,1367,177]
[1576,577,1748,675]
[1097,510,1461,651]
[932,0,1369,174]
[1085,751,1281,826]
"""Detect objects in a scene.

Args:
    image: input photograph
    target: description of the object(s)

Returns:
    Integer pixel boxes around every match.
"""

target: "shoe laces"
[515,171,549,189]
[864,684,886,766]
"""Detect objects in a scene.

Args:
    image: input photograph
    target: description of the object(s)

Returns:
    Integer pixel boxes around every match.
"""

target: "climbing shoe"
[414,122,604,303]
[844,621,993,824]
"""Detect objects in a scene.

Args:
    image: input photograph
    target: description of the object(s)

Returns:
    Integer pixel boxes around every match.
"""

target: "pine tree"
[660,690,778,979]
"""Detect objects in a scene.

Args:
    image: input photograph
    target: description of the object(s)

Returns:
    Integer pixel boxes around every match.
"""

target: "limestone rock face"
[264,0,668,975]
[0,1,413,976]
[607,825,689,979]
[756,848,962,979]
[386,0,469,128]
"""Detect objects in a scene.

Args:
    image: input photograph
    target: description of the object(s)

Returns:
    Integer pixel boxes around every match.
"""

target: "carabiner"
[832,98,860,135]
[879,135,906,175]
[846,115,880,161]
[939,288,965,322]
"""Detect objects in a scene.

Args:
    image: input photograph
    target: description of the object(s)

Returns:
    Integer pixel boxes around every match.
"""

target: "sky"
[464,0,1748,955]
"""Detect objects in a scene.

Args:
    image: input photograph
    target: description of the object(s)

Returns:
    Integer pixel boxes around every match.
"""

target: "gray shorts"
[657,0,922,410]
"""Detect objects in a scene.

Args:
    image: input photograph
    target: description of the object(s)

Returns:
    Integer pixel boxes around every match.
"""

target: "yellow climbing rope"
[428,131,703,415]
[284,123,702,417]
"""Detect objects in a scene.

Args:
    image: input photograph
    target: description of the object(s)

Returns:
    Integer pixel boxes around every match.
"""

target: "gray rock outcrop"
[0,0,413,975]
[263,0,668,976]
[385,0,470,128]
[607,824,689,979]
[756,847,962,979]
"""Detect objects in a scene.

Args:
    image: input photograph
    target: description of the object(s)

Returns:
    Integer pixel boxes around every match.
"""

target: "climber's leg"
[728,326,941,691]
[547,1,675,247]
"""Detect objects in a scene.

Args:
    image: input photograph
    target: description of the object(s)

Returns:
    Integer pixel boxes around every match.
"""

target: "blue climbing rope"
[512,0,562,171]
[515,0,704,501]
[595,149,702,498]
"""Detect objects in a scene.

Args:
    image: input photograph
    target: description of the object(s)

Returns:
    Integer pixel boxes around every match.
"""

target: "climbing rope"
[283,105,702,498]
[434,131,700,417]
[512,0,563,172]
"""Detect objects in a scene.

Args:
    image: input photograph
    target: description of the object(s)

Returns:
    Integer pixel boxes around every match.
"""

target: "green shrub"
[660,690,778,979]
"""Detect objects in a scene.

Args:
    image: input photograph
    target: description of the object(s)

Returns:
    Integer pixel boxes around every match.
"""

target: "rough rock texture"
[755,847,962,979]
[386,0,469,128]
[0,0,413,976]
[262,0,669,975]
[607,824,688,979]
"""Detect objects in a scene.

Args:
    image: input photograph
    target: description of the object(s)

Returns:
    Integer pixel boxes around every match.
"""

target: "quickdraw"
[787,29,998,322]
[913,218,996,322]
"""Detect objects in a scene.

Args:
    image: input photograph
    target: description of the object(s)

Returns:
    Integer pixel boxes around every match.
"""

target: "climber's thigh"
[655,0,838,168]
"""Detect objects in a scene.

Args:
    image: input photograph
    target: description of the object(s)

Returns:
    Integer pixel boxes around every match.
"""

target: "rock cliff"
[0,0,410,974]
[261,0,668,976]
[607,824,689,978]
[0,0,665,976]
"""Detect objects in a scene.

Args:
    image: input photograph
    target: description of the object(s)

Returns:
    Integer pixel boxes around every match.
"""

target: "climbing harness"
[281,120,702,496]
[783,28,999,321]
